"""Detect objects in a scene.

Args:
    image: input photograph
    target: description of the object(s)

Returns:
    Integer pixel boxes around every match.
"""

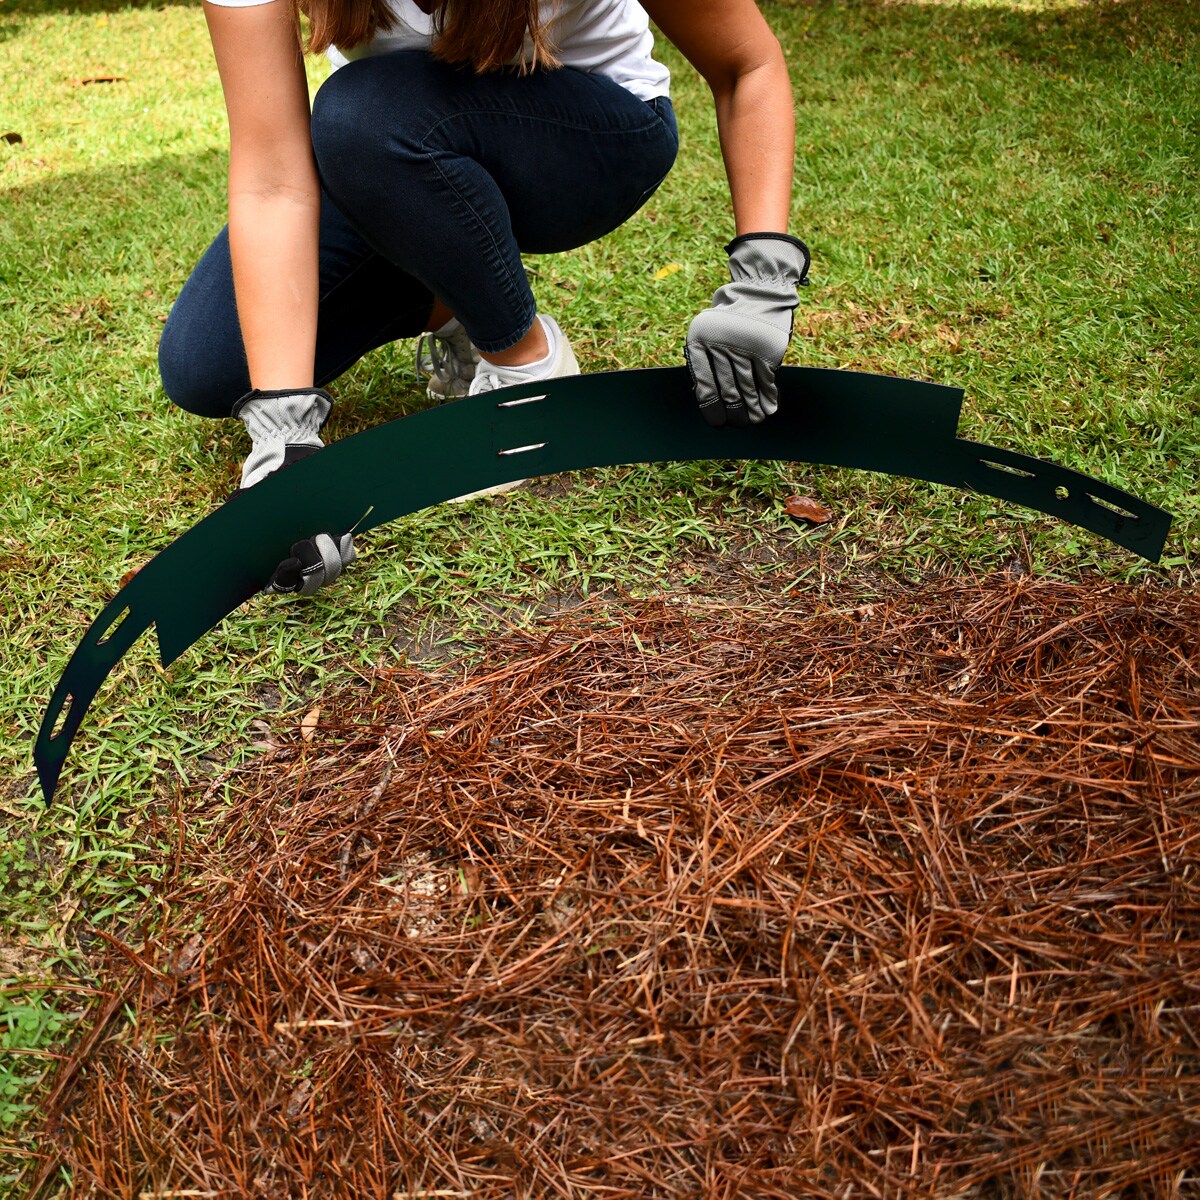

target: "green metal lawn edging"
[34,365,1171,801]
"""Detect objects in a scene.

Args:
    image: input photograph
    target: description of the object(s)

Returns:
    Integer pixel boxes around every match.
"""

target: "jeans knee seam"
[422,147,533,332]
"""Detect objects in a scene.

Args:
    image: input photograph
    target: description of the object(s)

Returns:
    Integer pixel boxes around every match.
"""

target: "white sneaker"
[467,315,580,396]
[448,315,580,503]
[416,320,480,400]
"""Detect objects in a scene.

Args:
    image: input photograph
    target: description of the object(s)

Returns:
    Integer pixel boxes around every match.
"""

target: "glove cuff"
[724,233,811,288]
[232,386,333,423]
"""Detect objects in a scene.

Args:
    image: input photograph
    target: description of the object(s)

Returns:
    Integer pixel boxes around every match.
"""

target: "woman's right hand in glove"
[230,387,356,596]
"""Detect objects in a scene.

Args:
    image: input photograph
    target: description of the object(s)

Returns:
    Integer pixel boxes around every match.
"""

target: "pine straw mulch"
[30,576,1200,1199]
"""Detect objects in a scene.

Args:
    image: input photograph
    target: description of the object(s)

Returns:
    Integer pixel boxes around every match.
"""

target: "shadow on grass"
[2,0,191,15]
[2,148,427,432]
[0,0,194,45]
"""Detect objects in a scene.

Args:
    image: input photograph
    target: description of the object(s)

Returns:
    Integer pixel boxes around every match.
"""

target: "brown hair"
[301,0,558,74]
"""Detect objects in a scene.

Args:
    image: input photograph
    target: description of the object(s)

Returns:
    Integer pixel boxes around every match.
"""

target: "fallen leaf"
[119,565,141,588]
[2,132,22,145]
[784,495,834,524]
[301,706,321,741]
[653,263,682,280]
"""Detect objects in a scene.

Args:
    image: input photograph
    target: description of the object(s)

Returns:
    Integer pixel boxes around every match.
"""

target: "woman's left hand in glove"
[685,233,810,428]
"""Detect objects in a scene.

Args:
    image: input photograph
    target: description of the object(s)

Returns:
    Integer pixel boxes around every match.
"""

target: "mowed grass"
[1,0,1197,1178]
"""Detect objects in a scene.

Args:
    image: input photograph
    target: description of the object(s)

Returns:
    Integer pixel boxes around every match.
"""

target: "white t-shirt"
[203,0,671,102]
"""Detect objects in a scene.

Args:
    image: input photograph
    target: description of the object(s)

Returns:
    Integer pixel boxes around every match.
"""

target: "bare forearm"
[712,53,795,235]
[228,180,321,388]
[643,0,796,236]
[204,0,319,392]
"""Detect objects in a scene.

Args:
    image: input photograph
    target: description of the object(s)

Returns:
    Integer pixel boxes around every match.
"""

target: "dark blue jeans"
[159,52,679,417]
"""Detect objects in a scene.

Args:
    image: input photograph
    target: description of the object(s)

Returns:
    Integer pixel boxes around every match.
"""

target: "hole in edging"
[50,693,74,742]
[94,606,131,648]
[497,394,548,409]
[1054,485,1070,502]
[1087,493,1140,521]
[979,458,1037,479]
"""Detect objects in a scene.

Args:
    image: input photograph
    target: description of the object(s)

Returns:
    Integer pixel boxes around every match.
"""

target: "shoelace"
[415,332,447,381]
[468,366,504,394]
[416,327,478,393]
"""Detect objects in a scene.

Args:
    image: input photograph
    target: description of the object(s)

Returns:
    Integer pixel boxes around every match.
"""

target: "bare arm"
[203,0,320,389]
[640,0,794,234]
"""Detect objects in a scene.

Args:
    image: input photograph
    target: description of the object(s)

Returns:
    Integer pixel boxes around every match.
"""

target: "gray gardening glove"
[685,233,811,428]
[230,387,356,596]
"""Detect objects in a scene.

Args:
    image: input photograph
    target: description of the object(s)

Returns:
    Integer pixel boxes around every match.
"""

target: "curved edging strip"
[34,366,1171,802]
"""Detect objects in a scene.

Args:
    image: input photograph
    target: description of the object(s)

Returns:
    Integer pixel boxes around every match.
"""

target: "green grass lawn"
[1,0,1197,1183]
